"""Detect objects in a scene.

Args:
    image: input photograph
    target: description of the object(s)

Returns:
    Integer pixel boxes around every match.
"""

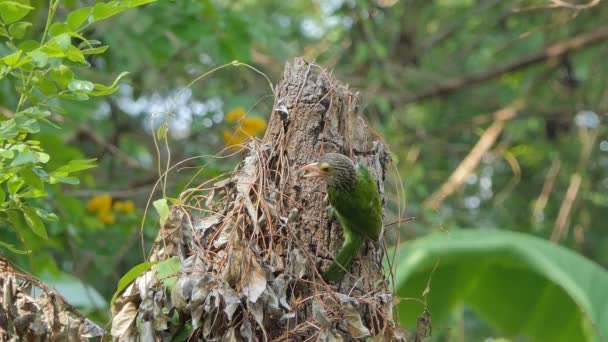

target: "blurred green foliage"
[1,0,608,340]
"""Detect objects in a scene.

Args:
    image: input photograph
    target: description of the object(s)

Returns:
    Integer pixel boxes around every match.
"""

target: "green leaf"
[391,230,608,342]
[54,34,71,51]
[68,80,94,93]
[53,158,97,174]
[50,65,74,89]
[66,45,86,64]
[3,50,22,66]
[0,240,30,254]
[111,261,158,306]
[28,50,48,68]
[125,0,157,7]
[17,40,38,52]
[0,1,34,24]
[8,21,32,39]
[153,198,170,226]
[0,120,18,140]
[17,106,51,119]
[155,256,181,291]
[11,150,37,167]
[67,7,92,30]
[49,22,70,37]
[82,45,108,55]
[36,152,49,163]
[92,2,128,22]
[51,176,79,185]
[21,168,44,191]
[90,71,128,96]
[0,187,5,203]
[6,210,27,232]
[22,206,47,239]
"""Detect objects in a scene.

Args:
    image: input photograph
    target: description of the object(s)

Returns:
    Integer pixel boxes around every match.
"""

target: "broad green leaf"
[0,149,15,159]
[68,80,94,93]
[40,41,66,58]
[7,177,24,194]
[49,22,70,37]
[153,198,170,226]
[54,34,71,51]
[0,187,5,202]
[0,120,18,140]
[11,150,37,167]
[391,230,608,342]
[17,40,38,52]
[21,169,44,191]
[6,210,27,232]
[67,7,92,30]
[28,50,48,68]
[36,153,49,164]
[111,261,158,306]
[3,50,22,66]
[15,117,40,133]
[50,65,74,89]
[22,206,48,239]
[35,76,57,95]
[17,106,51,119]
[66,46,86,64]
[0,240,30,254]
[155,256,181,291]
[92,2,128,22]
[8,21,32,39]
[0,1,34,24]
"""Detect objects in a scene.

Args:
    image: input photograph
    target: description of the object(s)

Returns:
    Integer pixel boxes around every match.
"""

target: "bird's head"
[301,153,356,189]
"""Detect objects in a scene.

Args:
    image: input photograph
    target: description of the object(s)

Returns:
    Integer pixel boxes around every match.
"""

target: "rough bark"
[110,58,401,341]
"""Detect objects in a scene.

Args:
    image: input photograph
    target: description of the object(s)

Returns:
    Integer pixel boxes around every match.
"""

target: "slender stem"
[15,0,60,112]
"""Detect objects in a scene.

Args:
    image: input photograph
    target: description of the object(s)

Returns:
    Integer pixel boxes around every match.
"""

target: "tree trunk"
[111,58,402,341]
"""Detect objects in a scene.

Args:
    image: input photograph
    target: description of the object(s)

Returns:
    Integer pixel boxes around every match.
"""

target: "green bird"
[301,153,383,282]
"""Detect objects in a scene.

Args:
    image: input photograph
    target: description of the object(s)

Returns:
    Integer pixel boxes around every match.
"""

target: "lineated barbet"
[301,153,382,282]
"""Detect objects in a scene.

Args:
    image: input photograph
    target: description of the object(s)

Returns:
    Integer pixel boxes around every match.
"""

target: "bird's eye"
[319,164,330,172]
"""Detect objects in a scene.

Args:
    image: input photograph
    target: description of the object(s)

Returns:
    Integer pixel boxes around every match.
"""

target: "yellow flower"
[114,200,135,214]
[225,107,246,122]
[240,117,267,136]
[86,194,112,214]
[223,130,247,147]
[98,212,115,224]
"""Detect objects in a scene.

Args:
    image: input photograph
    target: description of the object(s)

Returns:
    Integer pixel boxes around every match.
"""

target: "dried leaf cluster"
[0,259,103,341]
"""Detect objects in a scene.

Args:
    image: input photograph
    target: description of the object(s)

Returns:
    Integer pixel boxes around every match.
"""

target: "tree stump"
[111,58,402,341]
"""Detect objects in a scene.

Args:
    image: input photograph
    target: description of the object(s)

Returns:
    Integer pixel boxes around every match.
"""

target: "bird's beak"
[301,162,322,178]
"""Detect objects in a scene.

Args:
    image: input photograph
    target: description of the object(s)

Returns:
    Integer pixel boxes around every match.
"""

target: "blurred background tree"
[1,0,608,340]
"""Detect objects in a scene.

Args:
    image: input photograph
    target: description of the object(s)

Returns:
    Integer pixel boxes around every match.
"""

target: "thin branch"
[550,0,601,10]
[423,104,521,210]
[532,158,561,222]
[550,173,582,242]
[400,26,608,104]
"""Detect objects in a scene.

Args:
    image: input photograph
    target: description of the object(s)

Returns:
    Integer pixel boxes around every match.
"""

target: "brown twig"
[532,158,562,222]
[423,104,521,210]
[399,26,608,104]
[550,173,582,242]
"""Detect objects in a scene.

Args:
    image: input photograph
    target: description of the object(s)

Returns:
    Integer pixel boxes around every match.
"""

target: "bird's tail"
[323,232,364,283]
